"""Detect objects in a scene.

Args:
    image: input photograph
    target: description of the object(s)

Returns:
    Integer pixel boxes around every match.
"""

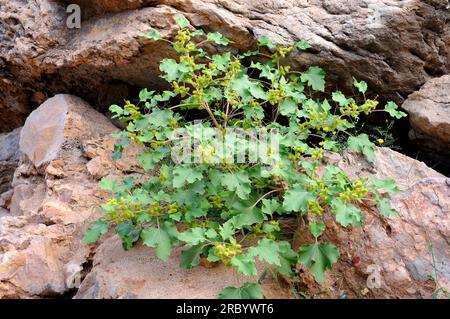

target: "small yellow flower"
[377,138,384,144]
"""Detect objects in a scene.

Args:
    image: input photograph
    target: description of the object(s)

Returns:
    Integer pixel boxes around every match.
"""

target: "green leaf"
[138,151,164,171]
[98,178,117,192]
[261,198,281,215]
[231,253,258,276]
[332,91,348,106]
[175,15,190,28]
[191,29,205,37]
[221,171,251,200]
[207,32,229,45]
[205,228,218,239]
[331,199,364,227]
[231,74,266,102]
[109,104,125,117]
[378,198,399,217]
[384,101,407,119]
[115,221,140,251]
[139,88,154,102]
[149,108,174,127]
[353,77,368,94]
[258,35,276,49]
[278,241,297,277]
[320,98,332,112]
[219,282,264,299]
[283,185,315,213]
[219,220,235,241]
[347,134,376,162]
[323,140,338,151]
[301,66,326,92]
[83,220,109,244]
[370,178,400,193]
[231,206,265,228]
[178,227,207,245]
[249,238,281,266]
[212,52,231,71]
[141,227,172,261]
[180,245,203,269]
[173,166,203,188]
[159,58,190,82]
[140,30,162,40]
[250,61,278,82]
[298,242,340,283]
[279,97,298,116]
[295,39,311,50]
[308,222,326,238]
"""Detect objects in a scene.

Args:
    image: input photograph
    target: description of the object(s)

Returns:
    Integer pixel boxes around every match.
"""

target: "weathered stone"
[0,128,21,194]
[86,156,109,180]
[59,0,149,18]
[9,183,46,217]
[293,151,450,299]
[20,94,117,168]
[74,236,290,299]
[0,189,13,209]
[0,95,142,298]
[402,74,450,155]
[0,208,7,218]
[46,161,66,178]
[1,0,448,132]
[337,147,445,190]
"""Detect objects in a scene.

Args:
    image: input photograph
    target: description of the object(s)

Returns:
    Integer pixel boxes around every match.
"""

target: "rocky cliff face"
[1,0,449,132]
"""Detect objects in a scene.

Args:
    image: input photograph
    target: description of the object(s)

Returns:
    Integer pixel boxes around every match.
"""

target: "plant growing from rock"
[84,15,407,299]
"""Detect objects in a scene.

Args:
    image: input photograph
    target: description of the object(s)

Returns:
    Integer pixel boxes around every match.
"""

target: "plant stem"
[251,188,284,208]
[204,102,223,132]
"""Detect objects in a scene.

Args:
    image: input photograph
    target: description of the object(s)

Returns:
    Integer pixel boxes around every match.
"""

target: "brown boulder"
[292,150,449,299]
[20,94,117,168]
[402,74,450,155]
[0,95,142,298]
[74,236,290,299]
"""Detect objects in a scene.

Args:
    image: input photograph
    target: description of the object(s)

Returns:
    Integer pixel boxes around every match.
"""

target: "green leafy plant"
[84,16,406,298]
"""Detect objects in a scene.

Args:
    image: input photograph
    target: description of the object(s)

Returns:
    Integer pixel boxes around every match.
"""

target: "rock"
[0,95,142,298]
[20,94,117,168]
[0,208,8,218]
[74,236,290,299]
[0,189,13,209]
[86,157,109,180]
[59,0,148,18]
[1,0,448,132]
[294,150,450,299]
[402,74,450,155]
[336,147,445,190]
[0,128,21,194]
[46,161,66,178]
[9,183,46,217]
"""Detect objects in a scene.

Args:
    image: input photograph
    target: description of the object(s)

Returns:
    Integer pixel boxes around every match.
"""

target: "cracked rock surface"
[1,0,449,132]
